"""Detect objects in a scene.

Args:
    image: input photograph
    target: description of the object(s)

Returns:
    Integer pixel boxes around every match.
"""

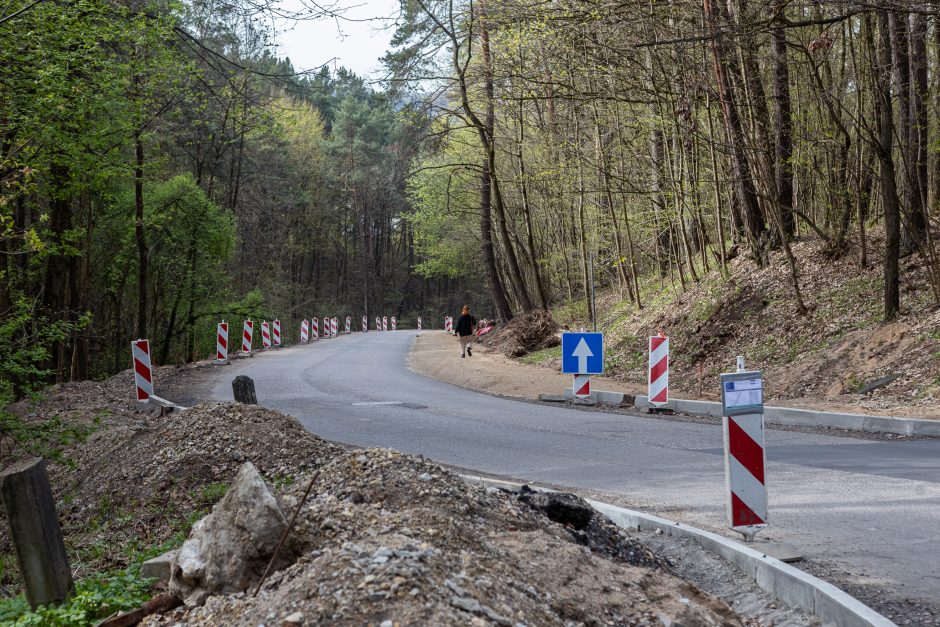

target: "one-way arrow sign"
[562,332,604,374]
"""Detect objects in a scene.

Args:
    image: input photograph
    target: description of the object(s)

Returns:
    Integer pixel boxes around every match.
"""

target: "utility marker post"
[721,356,768,541]
[0,458,74,609]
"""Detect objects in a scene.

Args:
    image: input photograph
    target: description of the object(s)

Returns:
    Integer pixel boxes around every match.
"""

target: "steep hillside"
[546,234,940,418]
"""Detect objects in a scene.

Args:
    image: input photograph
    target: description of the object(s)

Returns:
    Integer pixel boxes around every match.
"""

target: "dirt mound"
[482,309,560,357]
[0,399,342,580]
[145,448,740,626]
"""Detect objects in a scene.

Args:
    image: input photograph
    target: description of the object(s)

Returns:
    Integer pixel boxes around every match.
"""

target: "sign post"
[561,332,604,399]
[720,362,767,541]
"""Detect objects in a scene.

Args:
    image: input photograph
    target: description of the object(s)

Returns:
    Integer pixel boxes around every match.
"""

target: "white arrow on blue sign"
[561,332,604,374]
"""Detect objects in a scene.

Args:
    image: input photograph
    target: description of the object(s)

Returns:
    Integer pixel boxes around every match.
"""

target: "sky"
[274,0,401,79]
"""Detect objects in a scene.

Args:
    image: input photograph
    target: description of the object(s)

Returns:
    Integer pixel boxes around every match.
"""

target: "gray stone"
[140,549,177,584]
[451,596,482,614]
[282,611,304,625]
[169,462,293,606]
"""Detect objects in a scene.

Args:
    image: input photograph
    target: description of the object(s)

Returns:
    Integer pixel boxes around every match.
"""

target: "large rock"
[169,462,293,606]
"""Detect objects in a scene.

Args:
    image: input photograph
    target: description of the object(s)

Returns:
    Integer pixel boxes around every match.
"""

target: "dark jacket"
[455,313,476,337]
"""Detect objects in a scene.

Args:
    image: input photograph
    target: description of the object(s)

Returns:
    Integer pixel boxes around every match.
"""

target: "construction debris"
[481,309,560,357]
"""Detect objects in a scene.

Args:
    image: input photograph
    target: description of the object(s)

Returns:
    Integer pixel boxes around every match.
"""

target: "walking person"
[455,305,477,358]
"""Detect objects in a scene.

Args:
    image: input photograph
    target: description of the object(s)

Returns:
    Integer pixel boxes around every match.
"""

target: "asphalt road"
[206,330,940,605]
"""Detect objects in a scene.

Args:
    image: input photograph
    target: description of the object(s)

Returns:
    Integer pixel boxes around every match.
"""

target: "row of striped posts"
[131,314,427,401]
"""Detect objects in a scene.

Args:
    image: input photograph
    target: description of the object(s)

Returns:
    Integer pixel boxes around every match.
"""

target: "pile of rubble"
[141,446,741,626]
[0,400,341,577]
[481,309,560,358]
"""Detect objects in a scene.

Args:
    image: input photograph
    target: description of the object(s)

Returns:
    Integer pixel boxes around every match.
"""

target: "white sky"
[274,0,401,78]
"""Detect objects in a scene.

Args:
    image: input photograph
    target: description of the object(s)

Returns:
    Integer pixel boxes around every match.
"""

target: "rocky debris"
[170,462,297,606]
[481,309,560,358]
[0,399,341,582]
[144,448,742,626]
[515,486,663,568]
[140,551,177,585]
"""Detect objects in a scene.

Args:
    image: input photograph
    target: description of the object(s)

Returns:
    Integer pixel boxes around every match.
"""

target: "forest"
[3,0,940,399]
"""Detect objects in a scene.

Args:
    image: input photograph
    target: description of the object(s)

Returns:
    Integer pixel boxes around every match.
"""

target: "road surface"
[205,330,940,608]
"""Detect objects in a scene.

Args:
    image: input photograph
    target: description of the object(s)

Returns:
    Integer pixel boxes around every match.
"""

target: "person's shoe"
[467,346,472,356]
[461,353,465,358]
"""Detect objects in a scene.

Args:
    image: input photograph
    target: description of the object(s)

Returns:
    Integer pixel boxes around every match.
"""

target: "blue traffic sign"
[561,332,604,374]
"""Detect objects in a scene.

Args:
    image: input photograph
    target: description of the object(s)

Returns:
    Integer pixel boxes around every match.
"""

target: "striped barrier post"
[417,317,422,330]
[300,319,309,344]
[273,319,281,347]
[215,322,229,364]
[382,316,388,331]
[391,316,396,331]
[242,319,253,355]
[573,374,590,398]
[345,316,351,334]
[444,316,452,333]
[648,334,669,407]
[362,315,368,332]
[332,317,338,337]
[131,339,154,401]
[311,317,319,340]
[720,363,767,540]
[261,321,271,350]
[321,316,329,338]
[375,316,381,331]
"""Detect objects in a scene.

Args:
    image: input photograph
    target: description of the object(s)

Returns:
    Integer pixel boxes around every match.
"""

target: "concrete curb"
[556,387,940,437]
[460,474,894,627]
[631,395,940,437]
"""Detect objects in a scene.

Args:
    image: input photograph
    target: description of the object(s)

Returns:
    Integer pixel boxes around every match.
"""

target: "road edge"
[461,474,895,627]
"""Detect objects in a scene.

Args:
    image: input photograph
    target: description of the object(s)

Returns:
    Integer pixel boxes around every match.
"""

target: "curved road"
[204,330,940,610]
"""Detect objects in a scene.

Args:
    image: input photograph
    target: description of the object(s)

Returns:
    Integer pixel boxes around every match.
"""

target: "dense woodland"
[3,0,940,399]
[395,0,940,324]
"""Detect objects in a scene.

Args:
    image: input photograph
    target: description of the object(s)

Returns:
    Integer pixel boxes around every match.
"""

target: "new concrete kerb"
[461,474,894,627]
[557,389,940,437]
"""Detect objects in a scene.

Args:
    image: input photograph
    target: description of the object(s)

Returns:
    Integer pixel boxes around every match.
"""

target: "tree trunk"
[875,12,902,320]
[702,0,767,264]
[771,1,795,237]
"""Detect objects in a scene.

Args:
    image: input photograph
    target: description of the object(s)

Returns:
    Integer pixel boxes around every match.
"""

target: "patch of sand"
[408,331,643,399]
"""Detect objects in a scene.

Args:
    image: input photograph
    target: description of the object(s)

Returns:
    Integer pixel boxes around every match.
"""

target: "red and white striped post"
[345,316,351,334]
[273,319,281,347]
[362,315,368,332]
[261,321,272,350]
[648,334,669,407]
[300,319,309,344]
[417,317,422,330]
[242,319,254,355]
[444,316,453,333]
[332,317,338,337]
[382,316,388,331]
[390,316,397,331]
[131,339,154,402]
[721,361,767,540]
[215,322,229,364]
[320,316,328,338]
[375,316,381,331]
[573,374,590,398]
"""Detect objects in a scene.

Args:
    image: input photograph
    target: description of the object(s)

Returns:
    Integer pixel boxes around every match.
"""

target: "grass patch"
[517,345,561,365]
[0,413,97,468]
